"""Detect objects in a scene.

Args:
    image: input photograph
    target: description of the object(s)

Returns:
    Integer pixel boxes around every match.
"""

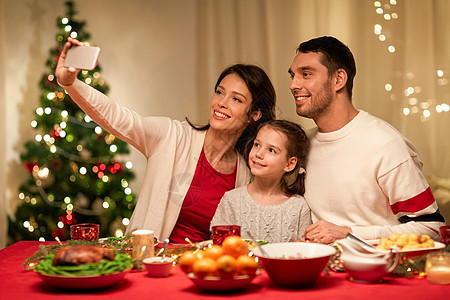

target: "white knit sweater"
[211,186,312,242]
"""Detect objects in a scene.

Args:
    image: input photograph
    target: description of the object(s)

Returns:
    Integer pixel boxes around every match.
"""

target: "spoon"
[245,231,270,258]
[346,233,382,253]
[161,238,169,263]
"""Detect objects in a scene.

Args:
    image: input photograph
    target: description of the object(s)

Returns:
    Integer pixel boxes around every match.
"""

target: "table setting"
[0,223,449,299]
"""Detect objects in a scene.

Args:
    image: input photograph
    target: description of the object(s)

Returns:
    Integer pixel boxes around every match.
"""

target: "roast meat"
[52,245,115,266]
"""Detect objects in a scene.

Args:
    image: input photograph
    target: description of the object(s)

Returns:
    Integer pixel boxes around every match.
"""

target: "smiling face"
[288,51,335,120]
[209,73,254,134]
[248,125,297,180]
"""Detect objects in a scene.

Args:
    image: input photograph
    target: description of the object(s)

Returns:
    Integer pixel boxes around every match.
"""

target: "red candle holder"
[440,225,450,245]
[211,225,241,245]
[70,223,100,241]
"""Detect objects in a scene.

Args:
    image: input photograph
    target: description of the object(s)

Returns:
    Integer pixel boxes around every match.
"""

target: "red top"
[169,149,237,243]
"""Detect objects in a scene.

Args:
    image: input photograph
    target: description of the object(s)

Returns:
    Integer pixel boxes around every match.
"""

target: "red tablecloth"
[0,241,448,299]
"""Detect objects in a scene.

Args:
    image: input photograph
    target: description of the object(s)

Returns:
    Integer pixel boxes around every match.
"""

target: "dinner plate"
[187,273,257,291]
[36,268,131,289]
[367,239,445,257]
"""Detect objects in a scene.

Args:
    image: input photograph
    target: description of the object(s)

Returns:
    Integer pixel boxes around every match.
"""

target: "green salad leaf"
[33,253,133,276]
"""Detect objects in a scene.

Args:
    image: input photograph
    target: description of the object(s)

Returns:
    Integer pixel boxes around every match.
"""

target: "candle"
[425,252,450,284]
[211,225,241,245]
[70,223,99,241]
[440,225,450,245]
[132,229,155,261]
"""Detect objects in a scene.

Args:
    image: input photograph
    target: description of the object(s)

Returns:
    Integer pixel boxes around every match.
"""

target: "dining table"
[0,241,448,299]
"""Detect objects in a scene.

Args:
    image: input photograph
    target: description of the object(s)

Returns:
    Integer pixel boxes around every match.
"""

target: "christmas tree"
[7,1,136,244]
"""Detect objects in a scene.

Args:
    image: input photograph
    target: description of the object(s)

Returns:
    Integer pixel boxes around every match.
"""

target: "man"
[288,36,445,244]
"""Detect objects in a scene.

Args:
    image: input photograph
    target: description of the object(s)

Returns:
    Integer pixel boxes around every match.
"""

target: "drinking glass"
[70,223,99,241]
[212,225,241,245]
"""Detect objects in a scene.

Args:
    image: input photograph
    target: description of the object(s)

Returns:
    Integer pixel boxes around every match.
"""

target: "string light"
[36,107,44,116]
[47,92,55,100]
[374,1,448,121]
[79,167,87,175]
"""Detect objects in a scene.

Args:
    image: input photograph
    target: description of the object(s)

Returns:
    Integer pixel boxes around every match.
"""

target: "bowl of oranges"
[178,236,259,291]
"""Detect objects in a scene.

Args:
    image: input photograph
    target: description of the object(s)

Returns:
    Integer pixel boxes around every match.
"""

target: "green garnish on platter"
[33,253,132,276]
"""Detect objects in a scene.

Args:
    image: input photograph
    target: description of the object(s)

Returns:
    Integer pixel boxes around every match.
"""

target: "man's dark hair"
[297,36,356,99]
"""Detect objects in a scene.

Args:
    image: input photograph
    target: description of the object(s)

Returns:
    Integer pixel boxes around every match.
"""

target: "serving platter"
[36,268,131,289]
[367,239,445,257]
[186,273,257,291]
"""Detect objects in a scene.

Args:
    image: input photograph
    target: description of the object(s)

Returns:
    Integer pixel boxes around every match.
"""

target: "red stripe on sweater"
[390,187,436,215]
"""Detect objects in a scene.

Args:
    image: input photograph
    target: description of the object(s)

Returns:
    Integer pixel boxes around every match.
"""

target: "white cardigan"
[60,79,252,240]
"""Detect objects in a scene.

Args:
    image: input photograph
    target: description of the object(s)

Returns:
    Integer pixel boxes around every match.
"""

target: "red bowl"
[252,242,336,288]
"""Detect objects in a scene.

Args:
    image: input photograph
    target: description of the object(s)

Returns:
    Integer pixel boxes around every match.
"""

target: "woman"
[55,38,276,242]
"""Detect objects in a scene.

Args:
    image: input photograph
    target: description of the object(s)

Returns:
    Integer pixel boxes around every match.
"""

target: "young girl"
[211,120,311,242]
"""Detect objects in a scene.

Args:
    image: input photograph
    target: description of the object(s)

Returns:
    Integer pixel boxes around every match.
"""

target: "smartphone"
[64,45,101,70]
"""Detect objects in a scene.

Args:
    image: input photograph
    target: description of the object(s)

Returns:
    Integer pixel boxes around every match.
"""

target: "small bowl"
[143,257,174,277]
[252,242,336,288]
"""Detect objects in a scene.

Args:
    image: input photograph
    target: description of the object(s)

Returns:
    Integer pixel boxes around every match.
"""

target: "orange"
[178,251,197,273]
[203,244,224,261]
[222,236,247,258]
[194,249,205,260]
[216,254,237,278]
[236,255,258,276]
[192,257,217,278]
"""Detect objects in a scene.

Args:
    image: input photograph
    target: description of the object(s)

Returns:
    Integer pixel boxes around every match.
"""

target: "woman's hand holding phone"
[55,37,89,86]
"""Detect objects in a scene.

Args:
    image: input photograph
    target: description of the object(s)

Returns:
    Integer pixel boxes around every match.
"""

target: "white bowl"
[143,257,173,277]
[252,242,336,288]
